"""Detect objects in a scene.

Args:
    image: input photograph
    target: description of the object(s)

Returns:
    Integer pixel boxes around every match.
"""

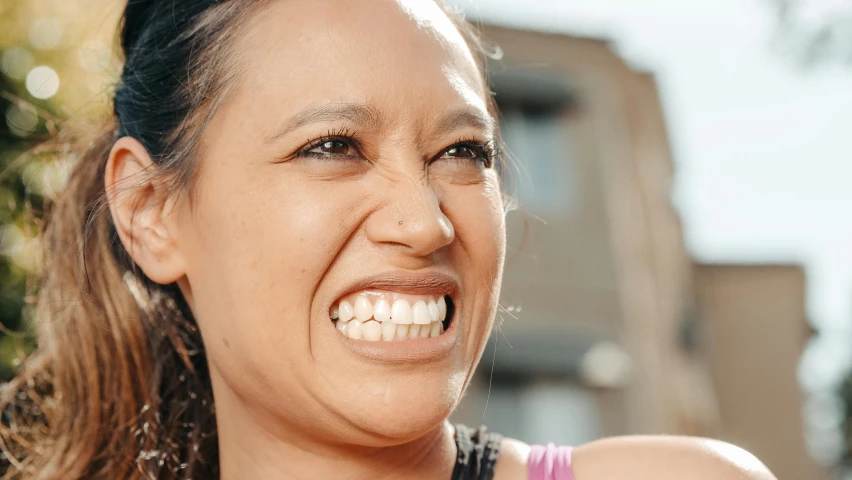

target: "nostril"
[384,241,410,249]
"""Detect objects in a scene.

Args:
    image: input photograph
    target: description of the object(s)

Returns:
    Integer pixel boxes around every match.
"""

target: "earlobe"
[104,137,187,285]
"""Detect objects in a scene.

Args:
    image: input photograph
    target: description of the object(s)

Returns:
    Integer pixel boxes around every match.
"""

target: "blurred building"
[452,25,823,479]
[694,264,827,479]
[452,23,718,443]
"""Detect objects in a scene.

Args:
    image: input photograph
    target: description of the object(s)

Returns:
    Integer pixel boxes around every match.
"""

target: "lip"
[328,270,461,363]
[333,271,460,300]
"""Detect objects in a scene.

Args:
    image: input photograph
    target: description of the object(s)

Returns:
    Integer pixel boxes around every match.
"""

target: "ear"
[104,136,187,285]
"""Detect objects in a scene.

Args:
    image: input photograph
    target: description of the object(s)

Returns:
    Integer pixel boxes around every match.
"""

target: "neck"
[213,380,457,479]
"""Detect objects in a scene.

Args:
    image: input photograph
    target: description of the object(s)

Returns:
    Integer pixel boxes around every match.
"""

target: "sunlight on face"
[172,0,506,445]
[397,0,472,56]
[444,65,491,130]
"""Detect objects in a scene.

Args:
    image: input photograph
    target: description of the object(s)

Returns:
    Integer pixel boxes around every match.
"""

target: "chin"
[334,368,467,446]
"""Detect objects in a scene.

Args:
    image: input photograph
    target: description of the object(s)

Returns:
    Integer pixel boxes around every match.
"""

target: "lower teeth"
[335,319,444,341]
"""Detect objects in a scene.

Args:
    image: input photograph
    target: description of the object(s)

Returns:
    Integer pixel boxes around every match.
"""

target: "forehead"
[230,0,489,129]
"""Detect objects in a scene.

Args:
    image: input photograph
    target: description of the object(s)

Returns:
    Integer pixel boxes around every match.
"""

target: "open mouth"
[331,291,455,342]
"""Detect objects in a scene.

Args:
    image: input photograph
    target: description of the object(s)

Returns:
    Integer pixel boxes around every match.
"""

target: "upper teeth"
[331,293,448,341]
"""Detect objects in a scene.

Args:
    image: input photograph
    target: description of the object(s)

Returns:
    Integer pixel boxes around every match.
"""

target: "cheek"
[445,174,506,270]
[181,166,357,368]
[441,174,505,385]
[443,172,506,309]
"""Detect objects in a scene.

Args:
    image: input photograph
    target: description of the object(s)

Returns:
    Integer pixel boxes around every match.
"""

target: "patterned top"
[451,424,502,480]
[451,424,575,480]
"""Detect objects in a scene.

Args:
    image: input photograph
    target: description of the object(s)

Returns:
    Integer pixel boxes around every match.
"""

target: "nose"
[365,179,454,258]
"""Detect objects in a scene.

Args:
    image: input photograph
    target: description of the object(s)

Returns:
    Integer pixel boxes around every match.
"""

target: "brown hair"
[0,1,504,479]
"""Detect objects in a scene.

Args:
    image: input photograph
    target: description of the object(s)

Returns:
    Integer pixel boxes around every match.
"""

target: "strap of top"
[528,443,575,480]
[451,424,503,480]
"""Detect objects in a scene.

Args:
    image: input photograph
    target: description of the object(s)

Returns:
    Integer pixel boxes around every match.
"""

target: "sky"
[449,0,852,392]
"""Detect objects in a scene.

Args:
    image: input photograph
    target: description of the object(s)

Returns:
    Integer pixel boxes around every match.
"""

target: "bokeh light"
[5,103,39,137]
[0,224,25,260]
[1,47,35,81]
[25,65,60,100]
[77,40,112,73]
[28,18,64,50]
[580,341,633,389]
[0,0,121,382]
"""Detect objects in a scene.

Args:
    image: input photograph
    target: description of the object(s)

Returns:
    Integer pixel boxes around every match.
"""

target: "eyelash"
[295,127,362,159]
[446,135,497,168]
[294,128,497,167]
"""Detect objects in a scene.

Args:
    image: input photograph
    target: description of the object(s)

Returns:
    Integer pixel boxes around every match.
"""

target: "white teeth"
[339,301,354,323]
[354,296,373,322]
[428,300,439,322]
[408,324,421,338]
[333,293,450,342]
[339,319,444,341]
[362,321,382,341]
[412,301,431,325]
[429,320,441,337]
[396,324,410,339]
[347,320,363,339]
[391,299,413,325]
[373,298,391,323]
[382,321,396,341]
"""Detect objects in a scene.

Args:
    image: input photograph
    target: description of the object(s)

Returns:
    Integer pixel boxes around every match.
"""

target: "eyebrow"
[267,102,495,142]
[268,102,383,141]
[432,108,495,138]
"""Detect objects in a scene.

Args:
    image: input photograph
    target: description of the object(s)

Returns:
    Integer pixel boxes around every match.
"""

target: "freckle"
[222,338,230,348]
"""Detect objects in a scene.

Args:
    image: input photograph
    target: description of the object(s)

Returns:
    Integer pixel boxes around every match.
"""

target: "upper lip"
[333,271,460,302]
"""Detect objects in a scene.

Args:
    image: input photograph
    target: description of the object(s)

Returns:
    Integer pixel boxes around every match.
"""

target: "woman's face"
[173,0,505,443]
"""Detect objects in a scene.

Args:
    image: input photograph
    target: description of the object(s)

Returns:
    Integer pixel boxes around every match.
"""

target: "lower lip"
[337,318,459,363]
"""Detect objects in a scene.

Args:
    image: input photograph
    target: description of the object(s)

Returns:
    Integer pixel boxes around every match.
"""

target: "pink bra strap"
[528,443,575,480]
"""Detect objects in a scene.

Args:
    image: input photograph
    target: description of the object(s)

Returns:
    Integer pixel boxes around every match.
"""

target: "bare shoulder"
[493,436,777,480]
[493,437,530,480]
[574,436,777,480]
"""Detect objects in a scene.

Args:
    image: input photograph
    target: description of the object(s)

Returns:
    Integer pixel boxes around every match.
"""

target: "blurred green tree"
[0,1,120,380]
[768,0,852,471]
[769,0,852,66]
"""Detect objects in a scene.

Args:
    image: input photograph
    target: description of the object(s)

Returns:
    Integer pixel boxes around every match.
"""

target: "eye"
[439,139,496,167]
[295,128,362,160]
[312,140,351,156]
[445,145,479,159]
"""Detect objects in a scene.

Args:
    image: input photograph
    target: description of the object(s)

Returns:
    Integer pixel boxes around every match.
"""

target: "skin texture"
[104,0,778,479]
[494,436,778,480]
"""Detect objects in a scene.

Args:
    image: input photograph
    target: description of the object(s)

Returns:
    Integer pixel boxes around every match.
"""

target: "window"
[483,377,602,446]
[500,105,576,218]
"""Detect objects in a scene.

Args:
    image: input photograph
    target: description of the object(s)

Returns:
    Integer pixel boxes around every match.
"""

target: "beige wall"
[695,264,825,479]
[454,25,720,440]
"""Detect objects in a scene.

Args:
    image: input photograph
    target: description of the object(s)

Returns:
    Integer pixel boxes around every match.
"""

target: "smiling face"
[169,0,505,444]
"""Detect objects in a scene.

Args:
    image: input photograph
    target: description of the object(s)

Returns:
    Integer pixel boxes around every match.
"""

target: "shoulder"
[493,437,531,480]
[494,436,777,480]
[575,436,776,480]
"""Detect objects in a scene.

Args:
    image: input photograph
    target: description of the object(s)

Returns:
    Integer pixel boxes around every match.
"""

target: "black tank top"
[451,424,503,480]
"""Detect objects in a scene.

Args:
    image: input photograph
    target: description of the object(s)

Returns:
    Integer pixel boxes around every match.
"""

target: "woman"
[0,0,777,479]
